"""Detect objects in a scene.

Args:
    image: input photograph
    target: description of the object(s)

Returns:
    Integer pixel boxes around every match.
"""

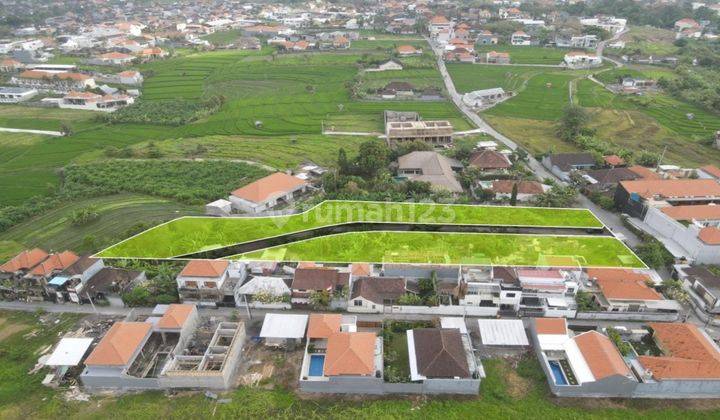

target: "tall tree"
[556,105,589,142]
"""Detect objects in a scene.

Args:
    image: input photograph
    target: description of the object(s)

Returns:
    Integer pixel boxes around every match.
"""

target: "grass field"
[482,115,581,155]
[359,68,445,92]
[98,201,603,258]
[0,194,202,254]
[4,310,717,419]
[474,45,566,65]
[447,64,542,93]
[621,26,679,57]
[0,106,98,132]
[485,72,575,120]
[235,231,644,268]
[76,134,369,169]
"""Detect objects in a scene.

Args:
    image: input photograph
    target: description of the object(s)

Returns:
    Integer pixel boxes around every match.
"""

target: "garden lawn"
[474,46,566,65]
[97,201,604,258]
[0,194,202,254]
[234,231,645,268]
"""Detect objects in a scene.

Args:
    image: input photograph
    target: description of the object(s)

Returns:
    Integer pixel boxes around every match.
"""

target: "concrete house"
[0,86,37,103]
[532,318,638,397]
[176,260,232,306]
[229,172,308,214]
[397,151,464,193]
[10,70,95,93]
[458,266,522,315]
[476,31,498,45]
[349,276,406,313]
[299,317,382,393]
[542,153,596,181]
[46,255,104,303]
[614,179,720,264]
[510,31,532,45]
[583,268,681,315]
[366,60,403,72]
[59,91,134,112]
[79,267,145,307]
[676,265,720,314]
[462,88,506,108]
[482,180,547,202]
[235,275,291,309]
[92,52,135,66]
[564,51,602,69]
[82,304,246,390]
[20,251,79,301]
[396,45,422,56]
[407,328,481,394]
[485,51,510,64]
[468,149,511,172]
[385,120,454,148]
[291,267,349,304]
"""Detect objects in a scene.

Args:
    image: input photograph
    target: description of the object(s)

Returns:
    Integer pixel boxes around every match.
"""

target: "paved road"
[428,38,558,183]
[429,37,645,250]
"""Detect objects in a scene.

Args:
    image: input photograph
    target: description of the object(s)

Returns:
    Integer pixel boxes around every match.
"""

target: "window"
[354,300,362,306]
[205,281,217,289]
[185,281,198,288]
[506,293,516,298]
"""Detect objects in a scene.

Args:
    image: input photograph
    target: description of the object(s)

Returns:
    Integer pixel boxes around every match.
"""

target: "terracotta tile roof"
[307,313,341,339]
[296,262,317,269]
[66,91,101,100]
[430,15,450,24]
[292,267,349,292]
[627,165,662,180]
[118,70,140,77]
[487,51,509,58]
[573,331,631,380]
[18,70,91,81]
[350,263,371,277]
[619,179,720,200]
[603,155,625,166]
[158,304,195,329]
[491,180,544,195]
[660,205,720,221]
[699,226,720,245]
[700,165,720,180]
[534,317,567,335]
[230,172,307,204]
[412,328,470,378]
[324,332,376,376]
[29,251,79,276]
[638,323,720,380]
[517,269,563,279]
[84,322,152,366]
[0,248,48,273]
[350,276,405,303]
[587,268,662,301]
[179,260,229,277]
[469,150,511,170]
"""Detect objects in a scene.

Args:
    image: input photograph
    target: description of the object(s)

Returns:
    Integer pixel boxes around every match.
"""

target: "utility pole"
[656,145,667,168]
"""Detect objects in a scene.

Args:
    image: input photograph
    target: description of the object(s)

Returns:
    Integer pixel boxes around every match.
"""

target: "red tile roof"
[627,166,662,180]
[574,331,631,380]
[179,260,229,277]
[231,172,307,204]
[661,205,720,221]
[619,179,720,199]
[307,313,341,339]
[469,150,511,170]
[29,251,79,276]
[18,70,90,81]
[534,317,567,335]
[324,332,376,376]
[699,226,720,245]
[158,304,195,329]
[603,155,625,166]
[700,165,720,180]
[0,248,48,273]
[85,322,152,366]
[638,323,720,380]
[587,268,662,301]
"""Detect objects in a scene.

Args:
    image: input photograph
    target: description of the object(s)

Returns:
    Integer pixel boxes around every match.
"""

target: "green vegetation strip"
[233,231,645,268]
[98,201,603,258]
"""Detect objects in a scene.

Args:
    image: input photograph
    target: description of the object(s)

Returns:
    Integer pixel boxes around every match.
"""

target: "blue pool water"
[549,361,568,385]
[309,354,325,377]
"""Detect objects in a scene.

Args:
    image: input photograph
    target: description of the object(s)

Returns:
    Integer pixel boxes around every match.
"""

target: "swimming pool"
[548,360,568,385]
[309,354,325,377]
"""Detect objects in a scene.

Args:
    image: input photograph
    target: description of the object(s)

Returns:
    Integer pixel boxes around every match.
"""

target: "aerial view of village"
[2,0,720,417]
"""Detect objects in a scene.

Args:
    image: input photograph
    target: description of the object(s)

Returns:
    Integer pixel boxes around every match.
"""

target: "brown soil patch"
[0,318,29,342]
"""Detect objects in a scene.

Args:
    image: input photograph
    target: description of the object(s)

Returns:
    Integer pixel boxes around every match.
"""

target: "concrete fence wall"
[575,311,680,322]
[299,377,480,395]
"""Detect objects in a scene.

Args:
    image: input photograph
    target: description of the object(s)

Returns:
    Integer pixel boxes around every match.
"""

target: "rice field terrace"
[233,231,644,268]
[97,201,604,259]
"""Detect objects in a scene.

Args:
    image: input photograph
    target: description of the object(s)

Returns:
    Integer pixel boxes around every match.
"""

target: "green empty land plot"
[447,64,542,93]
[474,46,567,65]
[97,201,604,258]
[233,231,645,268]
